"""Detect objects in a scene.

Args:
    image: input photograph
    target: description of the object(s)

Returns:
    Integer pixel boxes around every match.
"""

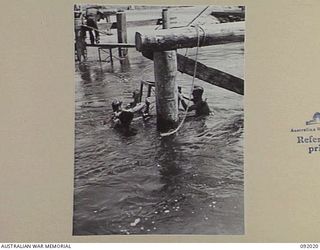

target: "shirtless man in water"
[178,86,211,116]
[110,92,151,129]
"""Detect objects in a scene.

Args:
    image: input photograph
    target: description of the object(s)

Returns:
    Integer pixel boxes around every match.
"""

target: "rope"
[160,25,201,137]
[197,25,207,47]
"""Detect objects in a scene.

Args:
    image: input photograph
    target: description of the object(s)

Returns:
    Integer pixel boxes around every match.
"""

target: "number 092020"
[300,244,319,248]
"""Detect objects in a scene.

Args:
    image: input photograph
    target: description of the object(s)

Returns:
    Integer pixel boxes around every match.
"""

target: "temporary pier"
[135,9,244,131]
[86,42,135,64]
[75,7,245,133]
[75,11,131,62]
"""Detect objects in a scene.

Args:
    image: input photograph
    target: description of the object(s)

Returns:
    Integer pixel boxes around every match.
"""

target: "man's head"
[112,99,122,112]
[192,86,204,101]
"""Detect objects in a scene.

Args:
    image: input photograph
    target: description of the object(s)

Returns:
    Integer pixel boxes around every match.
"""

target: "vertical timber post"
[109,48,113,65]
[98,48,101,62]
[116,11,128,58]
[139,82,144,102]
[154,8,179,132]
[105,15,113,35]
[162,8,169,29]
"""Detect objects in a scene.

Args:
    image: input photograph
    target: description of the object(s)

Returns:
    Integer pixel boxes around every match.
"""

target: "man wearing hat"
[178,86,211,116]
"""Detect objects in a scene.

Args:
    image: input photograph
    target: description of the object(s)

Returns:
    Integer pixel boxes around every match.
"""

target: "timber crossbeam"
[135,21,244,52]
[141,50,244,95]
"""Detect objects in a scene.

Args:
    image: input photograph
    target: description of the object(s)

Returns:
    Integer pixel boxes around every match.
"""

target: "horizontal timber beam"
[142,51,244,95]
[136,21,244,52]
[98,17,177,30]
[86,43,135,48]
[211,10,245,18]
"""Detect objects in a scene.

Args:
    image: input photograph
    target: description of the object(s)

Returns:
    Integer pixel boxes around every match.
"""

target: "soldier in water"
[178,85,211,116]
[110,93,151,130]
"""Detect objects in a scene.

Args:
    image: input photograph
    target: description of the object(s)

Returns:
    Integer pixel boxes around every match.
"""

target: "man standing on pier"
[74,6,87,62]
[85,7,101,44]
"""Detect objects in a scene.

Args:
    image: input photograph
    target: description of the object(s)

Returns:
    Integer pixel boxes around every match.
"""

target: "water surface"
[73,24,244,235]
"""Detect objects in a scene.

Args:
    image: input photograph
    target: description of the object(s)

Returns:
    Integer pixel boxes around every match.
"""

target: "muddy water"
[73,36,244,234]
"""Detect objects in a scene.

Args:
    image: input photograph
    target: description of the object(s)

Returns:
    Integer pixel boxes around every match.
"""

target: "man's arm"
[179,93,196,111]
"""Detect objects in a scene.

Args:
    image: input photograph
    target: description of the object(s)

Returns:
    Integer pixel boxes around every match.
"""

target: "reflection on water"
[73,43,244,235]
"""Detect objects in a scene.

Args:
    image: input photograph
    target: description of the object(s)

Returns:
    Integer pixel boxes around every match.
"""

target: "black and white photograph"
[73,4,245,235]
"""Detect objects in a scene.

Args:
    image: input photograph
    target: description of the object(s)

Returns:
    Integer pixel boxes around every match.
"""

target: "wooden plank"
[99,18,170,31]
[100,9,118,16]
[99,19,160,30]
[86,43,135,48]
[142,50,244,95]
[211,10,245,18]
[135,21,244,52]
[177,53,244,95]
